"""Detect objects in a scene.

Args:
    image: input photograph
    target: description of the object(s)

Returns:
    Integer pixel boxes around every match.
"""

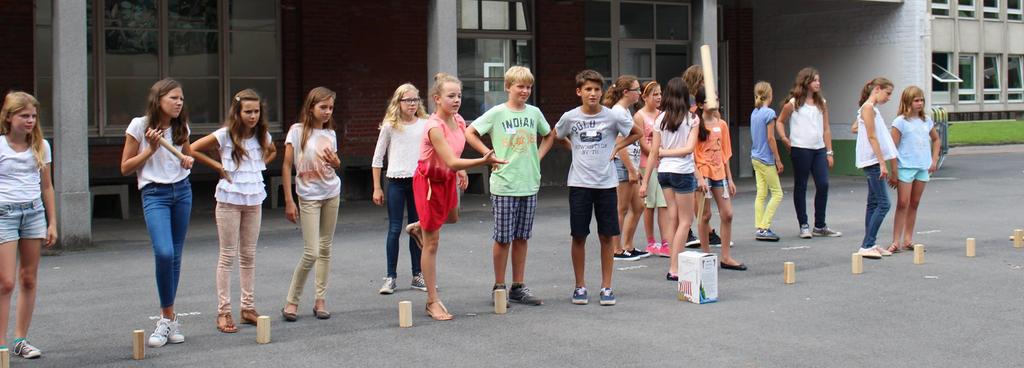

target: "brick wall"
[535,0,585,125]
[723,6,753,127]
[0,0,35,94]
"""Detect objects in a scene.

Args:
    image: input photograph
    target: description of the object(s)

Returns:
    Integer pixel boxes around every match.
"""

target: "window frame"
[1008,55,1024,102]
[983,0,1000,19]
[931,52,959,104]
[959,0,977,18]
[933,0,951,16]
[584,0,692,85]
[1009,0,1023,20]
[958,53,977,103]
[456,0,536,121]
[982,54,1001,103]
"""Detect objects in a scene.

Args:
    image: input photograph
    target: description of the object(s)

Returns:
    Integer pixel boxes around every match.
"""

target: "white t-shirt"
[285,124,341,200]
[0,135,52,203]
[654,111,698,174]
[788,99,826,150]
[554,106,634,189]
[612,104,641,167]
[213,128,271,206]
[371,118,427,178]
[125,117,191,189]
[855,105,899,168]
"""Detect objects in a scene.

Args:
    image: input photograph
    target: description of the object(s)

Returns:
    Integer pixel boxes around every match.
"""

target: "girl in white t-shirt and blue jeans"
[0,92,57,360]
[639,77,701,281]
[281,87,342,322]
[119,79,197,348]
[191,89,277,333]
[854,77,897,260]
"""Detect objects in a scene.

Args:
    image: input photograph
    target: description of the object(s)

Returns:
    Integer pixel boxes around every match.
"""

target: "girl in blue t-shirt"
[887,86,939,253]
[749,82,784,242]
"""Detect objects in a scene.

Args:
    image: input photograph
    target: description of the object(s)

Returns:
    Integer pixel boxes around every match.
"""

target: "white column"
[692,0,718,72]
[428,0,458,110]
[52,0,91,250]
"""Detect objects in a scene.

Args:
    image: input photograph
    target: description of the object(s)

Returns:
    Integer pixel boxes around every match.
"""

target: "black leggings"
[790,147,829,228]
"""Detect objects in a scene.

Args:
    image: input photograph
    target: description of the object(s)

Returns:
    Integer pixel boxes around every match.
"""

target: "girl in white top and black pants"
[371,83,428,294]
[776,67,842,239]
[119,79,196,348]
[854,78,898,259]
[191,89,277,333]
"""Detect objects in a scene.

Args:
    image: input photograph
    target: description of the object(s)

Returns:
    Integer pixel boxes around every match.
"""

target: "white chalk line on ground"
[780,246,810,250]
[916,230,941,234]
[148,311,202,320]
[617,265,648,271]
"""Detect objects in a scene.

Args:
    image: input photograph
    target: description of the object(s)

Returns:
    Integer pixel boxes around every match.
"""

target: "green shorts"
[644,168,667,208]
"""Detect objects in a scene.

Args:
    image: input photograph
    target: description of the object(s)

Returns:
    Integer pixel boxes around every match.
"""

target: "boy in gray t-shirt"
[554,69,641,306]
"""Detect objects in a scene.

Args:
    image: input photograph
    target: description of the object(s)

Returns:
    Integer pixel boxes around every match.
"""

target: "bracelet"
[825,150,834,156]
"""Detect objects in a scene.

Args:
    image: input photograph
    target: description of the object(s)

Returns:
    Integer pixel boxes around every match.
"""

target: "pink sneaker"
[657,242,672,258]
[645,241,659,255]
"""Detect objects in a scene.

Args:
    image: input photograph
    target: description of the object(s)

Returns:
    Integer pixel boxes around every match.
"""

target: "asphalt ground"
[8,146,1024,367]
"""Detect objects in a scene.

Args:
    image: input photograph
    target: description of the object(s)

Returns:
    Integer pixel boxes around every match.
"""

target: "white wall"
[752,0,929,140]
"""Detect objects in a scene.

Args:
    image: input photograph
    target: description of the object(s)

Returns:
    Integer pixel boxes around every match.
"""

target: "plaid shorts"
[491,194,538,244]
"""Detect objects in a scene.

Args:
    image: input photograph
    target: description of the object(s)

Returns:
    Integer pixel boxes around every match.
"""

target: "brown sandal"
[406,222,424,249]
[425,300,453,321]
[240,309,260,325]
[901,242,916,252]
[217,312,238,333]
[886,243,902,254]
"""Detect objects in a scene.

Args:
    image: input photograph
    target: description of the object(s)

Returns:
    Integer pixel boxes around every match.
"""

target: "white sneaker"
[857,247,883,259]
[379,277,397,294]
[168,318,185,344]
[148,318,172,347]
[875,245,893,257]
[12,339,42,359]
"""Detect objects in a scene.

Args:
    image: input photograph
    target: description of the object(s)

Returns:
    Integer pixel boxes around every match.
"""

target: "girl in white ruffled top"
[191,89,277,333]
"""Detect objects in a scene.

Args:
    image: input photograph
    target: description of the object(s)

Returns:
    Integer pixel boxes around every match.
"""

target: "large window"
[959,0,977,17]
[931,53,960,104]
[34,0,281,137]
[933,0,951,16]
[1009,55,1023,102]
[983,55,1001,102]
[585,0,691,86]
[1010,0,1023,20]
[457,0,533,120]
[959,54,977,102]
[983,0,1000,19]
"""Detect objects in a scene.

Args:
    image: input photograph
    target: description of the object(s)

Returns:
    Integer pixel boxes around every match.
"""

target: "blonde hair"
[639,81,661,109]
[225,89,271,165]
[1,91,46,168]
[297,86,337,151]
[504,66,535,90]
[754,81,773,108]
[682,65,704,95]
[897,85,926,120]
[858,77,894,106]
[430,72,462,99]
[381,83,427,131]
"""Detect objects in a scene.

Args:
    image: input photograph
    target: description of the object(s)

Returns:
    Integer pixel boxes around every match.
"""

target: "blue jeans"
[861,165,890,249]
[790,147,830,228]
[141,179,193,308]
[385,178,421,278]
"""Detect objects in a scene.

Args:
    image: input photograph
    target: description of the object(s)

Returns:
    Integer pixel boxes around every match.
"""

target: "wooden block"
[783,262,796,284]
[966,238,976,257]
[851,253,863,274]
[399,301,412,328]
[494,289,507,315]
[1,347,9,368]
[1014,229,1024,248]
[699,45,719,110]
[913,244,925,264]
[256,316,271,344]
[132,329,145,360]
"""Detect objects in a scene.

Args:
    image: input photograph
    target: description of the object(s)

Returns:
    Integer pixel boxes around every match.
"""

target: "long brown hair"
[297,87,337,151]
[602,75,638,108]
[145,78,190,145]
[0,91,47,168]
[225,89,271,165]
[660,77,691,132]
[682,65,704,95]
[897,85,926,120]
[787,67,826,109]
[858,77,894,106]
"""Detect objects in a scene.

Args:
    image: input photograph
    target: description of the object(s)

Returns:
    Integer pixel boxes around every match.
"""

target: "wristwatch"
[825,150,834,156]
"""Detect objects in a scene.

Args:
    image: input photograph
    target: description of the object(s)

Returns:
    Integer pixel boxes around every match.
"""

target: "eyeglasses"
[400,98,421,104]
[627,88,641,93]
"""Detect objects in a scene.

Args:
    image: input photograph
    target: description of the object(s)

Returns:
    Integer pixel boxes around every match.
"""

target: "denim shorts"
[0,198,47,244]
[614,159,629,182]
[897,167,930,183]
[706,178,727,188]
[657,172,697,194]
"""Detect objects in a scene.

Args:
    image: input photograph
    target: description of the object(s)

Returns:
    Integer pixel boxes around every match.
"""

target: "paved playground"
[16,146,1024,367]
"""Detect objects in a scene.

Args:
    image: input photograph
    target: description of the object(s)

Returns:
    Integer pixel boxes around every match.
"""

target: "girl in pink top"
[635,81,672,257]
[405,73,504,321]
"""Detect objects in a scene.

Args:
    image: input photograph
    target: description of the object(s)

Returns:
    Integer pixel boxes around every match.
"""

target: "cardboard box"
[677,251,718,304]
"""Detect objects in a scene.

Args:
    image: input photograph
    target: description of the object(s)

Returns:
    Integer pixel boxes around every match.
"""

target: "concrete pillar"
[52,0,91,250]
[692,0,718,74]
[427,0,458,110]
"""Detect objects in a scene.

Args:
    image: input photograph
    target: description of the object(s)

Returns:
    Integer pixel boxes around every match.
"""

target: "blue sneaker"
[599,288,616,306]
[756,229,780,242]
[571,287,588,305]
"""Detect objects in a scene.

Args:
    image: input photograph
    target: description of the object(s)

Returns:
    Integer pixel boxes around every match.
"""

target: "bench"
[91,184,130,219]
[465,165,490,195]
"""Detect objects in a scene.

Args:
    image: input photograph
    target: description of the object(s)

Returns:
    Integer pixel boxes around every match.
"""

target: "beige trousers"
[285,195,340,305]
[215,202,262,314]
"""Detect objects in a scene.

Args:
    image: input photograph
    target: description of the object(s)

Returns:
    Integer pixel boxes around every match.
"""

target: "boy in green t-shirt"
[465,66,555,306]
